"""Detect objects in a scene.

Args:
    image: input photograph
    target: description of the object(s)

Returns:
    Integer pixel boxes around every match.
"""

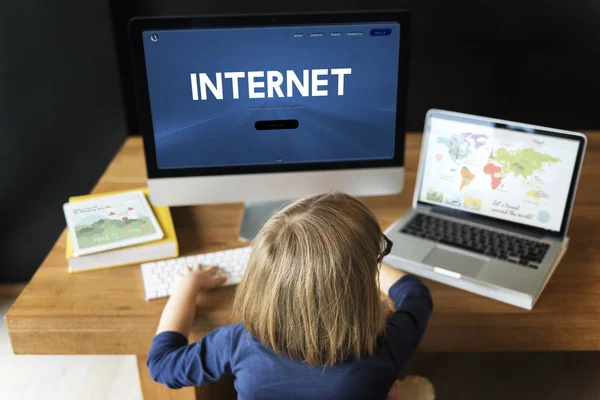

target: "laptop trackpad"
[423,247,485,278]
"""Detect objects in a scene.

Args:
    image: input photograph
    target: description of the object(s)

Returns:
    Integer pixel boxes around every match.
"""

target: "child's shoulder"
[224,322,247,335]
[211,322,249,342]
[211,322,244,333]
[211,322,264,360]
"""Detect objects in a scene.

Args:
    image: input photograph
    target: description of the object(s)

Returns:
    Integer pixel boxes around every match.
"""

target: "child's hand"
[172,265,228,294]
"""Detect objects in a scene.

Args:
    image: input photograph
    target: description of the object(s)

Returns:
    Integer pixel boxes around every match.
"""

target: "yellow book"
[66,187,178,273]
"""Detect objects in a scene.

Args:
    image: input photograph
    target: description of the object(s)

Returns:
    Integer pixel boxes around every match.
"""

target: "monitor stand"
[239,199,294,242]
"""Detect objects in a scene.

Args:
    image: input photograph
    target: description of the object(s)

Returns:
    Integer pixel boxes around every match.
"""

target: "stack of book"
[63,188,178,273]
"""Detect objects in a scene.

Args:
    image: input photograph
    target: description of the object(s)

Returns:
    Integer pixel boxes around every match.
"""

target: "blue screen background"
[142,23,401,169]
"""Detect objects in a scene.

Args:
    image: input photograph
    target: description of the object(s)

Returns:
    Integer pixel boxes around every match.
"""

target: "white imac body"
[148,167,403,206]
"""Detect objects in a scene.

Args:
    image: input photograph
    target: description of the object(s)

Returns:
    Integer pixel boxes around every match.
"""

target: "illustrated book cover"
[63,190,164,257]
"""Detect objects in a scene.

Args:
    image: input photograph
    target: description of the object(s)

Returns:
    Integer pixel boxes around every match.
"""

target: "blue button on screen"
[369,28,392,37]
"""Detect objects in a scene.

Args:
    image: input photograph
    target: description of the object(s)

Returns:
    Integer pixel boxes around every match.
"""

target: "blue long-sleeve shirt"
[148,274,433,399]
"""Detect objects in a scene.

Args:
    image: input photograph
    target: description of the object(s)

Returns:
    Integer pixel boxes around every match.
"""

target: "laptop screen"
[141,23,401,170]
[418,112,583,233]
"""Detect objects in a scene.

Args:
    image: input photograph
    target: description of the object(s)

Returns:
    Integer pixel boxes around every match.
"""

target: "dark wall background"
[0,2,127,282]
[113,0,600,134]
[1,1,599,283]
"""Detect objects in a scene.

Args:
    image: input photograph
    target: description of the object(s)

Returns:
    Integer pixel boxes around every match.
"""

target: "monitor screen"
[418,113,581,232]
[141,23,401,170]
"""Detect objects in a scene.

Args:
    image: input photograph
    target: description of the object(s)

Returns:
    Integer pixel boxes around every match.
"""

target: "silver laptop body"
[383,109,587,309]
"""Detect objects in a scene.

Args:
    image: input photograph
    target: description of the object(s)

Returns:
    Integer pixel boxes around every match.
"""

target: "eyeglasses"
[377,234,394,263]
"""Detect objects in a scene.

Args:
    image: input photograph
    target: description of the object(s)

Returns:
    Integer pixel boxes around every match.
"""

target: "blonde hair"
[234,192,386,367]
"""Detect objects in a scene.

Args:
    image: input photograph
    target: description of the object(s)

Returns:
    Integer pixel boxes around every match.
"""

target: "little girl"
[148,192,433,399]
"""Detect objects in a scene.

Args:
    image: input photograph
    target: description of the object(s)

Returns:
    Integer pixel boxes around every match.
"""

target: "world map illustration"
[484,148,560,190]
[437,133,561,192]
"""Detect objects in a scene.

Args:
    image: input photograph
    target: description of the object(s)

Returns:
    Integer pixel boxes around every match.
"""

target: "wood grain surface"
[6,133,600,359]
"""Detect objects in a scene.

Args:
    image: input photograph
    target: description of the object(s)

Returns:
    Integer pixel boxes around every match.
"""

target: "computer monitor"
[129,11,410,238]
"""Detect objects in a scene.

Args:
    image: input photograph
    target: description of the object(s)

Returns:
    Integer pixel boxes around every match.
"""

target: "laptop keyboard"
[400,213,549,269]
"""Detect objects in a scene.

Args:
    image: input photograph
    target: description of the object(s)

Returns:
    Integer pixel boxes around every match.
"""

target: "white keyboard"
[141,246,251,300]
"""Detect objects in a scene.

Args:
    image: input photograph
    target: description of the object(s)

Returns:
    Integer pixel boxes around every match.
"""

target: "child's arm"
[147,265,230,389]
[156,265,226,336]
[379,266,433,372]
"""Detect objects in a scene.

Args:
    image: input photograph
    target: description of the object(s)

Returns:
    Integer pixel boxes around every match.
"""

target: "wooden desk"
[6,133,600,399]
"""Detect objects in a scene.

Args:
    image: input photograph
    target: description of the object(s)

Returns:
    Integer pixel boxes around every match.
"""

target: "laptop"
[383,109,587,309]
